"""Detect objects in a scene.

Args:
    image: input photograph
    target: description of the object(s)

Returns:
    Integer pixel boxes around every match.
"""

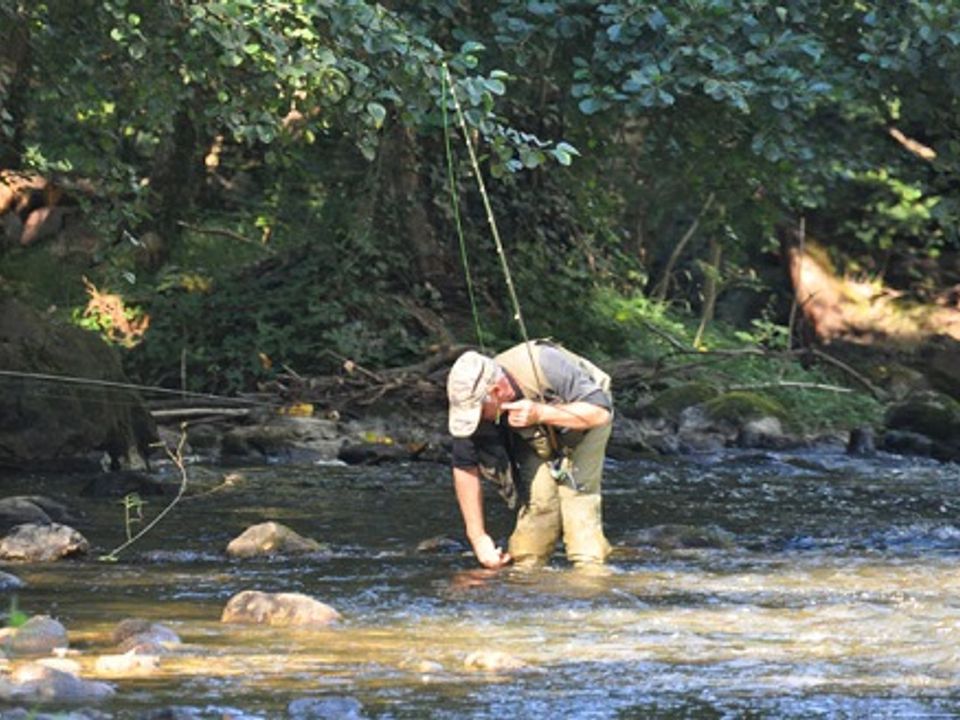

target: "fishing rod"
[440,62,545,393]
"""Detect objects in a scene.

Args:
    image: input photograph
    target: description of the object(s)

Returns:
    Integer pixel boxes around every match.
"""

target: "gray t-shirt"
[451,346,611,469]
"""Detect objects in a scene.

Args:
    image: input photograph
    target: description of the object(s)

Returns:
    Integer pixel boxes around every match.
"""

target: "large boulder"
[883,390,960,461]
[0,523,89,561]
[221,590,340,627]
[0,297,157,470]
[919,335,960,401]
[0,495,78,535]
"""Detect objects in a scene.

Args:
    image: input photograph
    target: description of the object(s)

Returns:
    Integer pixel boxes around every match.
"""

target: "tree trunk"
[375,124,446,288]
[0,6,31,167]
[146,107,205,269]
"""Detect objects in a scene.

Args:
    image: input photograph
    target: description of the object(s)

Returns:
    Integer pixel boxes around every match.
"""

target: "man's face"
[479,374,512,423]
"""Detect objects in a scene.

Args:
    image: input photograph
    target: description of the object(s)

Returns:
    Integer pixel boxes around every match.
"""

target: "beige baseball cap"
[447,351,498,437]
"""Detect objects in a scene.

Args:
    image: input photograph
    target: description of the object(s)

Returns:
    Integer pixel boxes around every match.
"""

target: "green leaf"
[367,101,387,129]
[578,97,606,115]
[483,78,506,95]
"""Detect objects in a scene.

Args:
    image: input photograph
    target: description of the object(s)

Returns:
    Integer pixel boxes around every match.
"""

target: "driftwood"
[147,339,882,426]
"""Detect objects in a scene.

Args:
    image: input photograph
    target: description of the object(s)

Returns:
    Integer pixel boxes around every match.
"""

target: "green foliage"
[3,596,28,629]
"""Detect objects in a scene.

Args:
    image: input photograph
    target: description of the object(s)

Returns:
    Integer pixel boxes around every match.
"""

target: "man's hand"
[500,399,541,428]
[470,533,512,569]
[502,399,611,430]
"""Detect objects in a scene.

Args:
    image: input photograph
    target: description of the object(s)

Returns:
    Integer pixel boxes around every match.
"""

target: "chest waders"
[493,340,613,567]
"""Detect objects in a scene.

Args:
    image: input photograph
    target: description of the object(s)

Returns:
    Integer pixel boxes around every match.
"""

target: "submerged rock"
[221,590,341,627]
[0,710,110,720]
[93,652,161,676]
[0,663,114,703]
[415,535,469,554]
[464,649,528,672]
[624,524,735,551]
[226,521,326,558]
[288,696,367,719]
[0,522,89,561]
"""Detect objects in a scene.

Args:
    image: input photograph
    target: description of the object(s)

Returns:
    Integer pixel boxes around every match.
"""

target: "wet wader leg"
[560,423,612,566]
[508,451,561,566]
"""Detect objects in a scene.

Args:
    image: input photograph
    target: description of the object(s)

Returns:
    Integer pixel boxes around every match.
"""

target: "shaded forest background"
[1,0,959,429]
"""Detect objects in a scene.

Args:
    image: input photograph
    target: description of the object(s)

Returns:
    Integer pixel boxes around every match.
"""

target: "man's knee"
[561,491,610,565]
[509,502,561,564]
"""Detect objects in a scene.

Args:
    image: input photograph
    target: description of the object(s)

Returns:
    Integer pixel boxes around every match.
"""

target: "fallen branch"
[151,407,251,419]
[176,221,274,253]
[728,381,853,394]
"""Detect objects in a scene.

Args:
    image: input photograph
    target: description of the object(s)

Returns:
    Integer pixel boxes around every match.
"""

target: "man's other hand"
[471,533,512,569]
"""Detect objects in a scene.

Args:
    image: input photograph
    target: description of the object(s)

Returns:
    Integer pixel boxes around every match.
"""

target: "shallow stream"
[4,447,960,718]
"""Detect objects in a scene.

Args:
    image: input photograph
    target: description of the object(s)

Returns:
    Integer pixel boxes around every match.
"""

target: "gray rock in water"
[4,615,68,656]
[0,522,89,561]
[0,570,24,590]
[847,426,876,456]
[288,696,366,719]
[2,663,114,703]
[464,649,528,672]
[112,618,180,654]
[0,710,111,719]
[221,590,340,627]
[226,521,326,558]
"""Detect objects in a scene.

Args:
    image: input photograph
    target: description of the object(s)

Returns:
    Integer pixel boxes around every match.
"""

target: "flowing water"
[4,447,960,718]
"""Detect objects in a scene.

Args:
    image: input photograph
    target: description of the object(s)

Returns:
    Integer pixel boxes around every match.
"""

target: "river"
[3,447,960,718]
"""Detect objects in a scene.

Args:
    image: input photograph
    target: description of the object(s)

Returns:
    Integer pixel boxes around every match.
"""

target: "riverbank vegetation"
[2,1,958,435]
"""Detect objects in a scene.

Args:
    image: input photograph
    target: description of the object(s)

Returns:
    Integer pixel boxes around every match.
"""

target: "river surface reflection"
[4,448,960,718]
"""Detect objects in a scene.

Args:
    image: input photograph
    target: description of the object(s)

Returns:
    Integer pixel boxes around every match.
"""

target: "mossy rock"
[866,362,928,399]
[884,391,960,443]
[702,391,787,425]
[646,382,720,421]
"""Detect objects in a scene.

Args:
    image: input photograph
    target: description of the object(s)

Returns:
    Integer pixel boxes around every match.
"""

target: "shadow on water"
[3,448,960,718]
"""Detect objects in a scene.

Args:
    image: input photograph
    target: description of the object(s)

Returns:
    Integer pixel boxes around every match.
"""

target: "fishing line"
[440,62,546,391]
[0,370,274,409]
[441,66,486,354]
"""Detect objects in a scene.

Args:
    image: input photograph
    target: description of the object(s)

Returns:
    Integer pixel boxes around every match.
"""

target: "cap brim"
[449,401,483,437]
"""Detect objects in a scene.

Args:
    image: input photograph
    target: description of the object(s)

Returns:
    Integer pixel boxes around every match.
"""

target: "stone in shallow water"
[221,590,341,627]
[4,615,68,657]
[0,570,24,590]
[112,618,181,652]
[2,663,114,703]
[225,521,326,558]
[288,696,366,719]
[464,649,528,672]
